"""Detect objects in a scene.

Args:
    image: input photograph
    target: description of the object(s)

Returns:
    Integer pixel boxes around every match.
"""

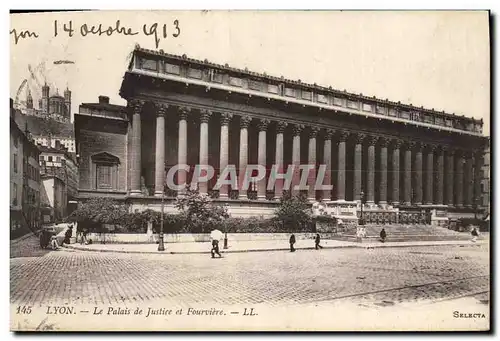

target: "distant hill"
[13,110,74,138]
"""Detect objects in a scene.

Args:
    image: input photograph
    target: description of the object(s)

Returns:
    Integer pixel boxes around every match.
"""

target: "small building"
[38,144,79,213]
[40,173,67,224]
[10,99,41,238]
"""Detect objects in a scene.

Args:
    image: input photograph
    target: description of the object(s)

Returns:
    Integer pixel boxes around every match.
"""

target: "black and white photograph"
[9,10,491,331]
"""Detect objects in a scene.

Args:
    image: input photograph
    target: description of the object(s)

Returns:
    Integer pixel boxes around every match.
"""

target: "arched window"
[91,152,120,190]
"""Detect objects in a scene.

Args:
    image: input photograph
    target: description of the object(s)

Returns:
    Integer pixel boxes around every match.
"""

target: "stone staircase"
[333,224,472,242]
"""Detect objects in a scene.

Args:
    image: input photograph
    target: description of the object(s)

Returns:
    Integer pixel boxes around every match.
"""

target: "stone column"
[414,142,423,205]
[379,137,389,205]
[291,124,304,196]
[446,148,455,206]
[322,129,334,202]
[177,107,190,195]
[337,131,348,201]
[198,109,212,194]
[473,152,483,209]
[366,135,377,204]
[353,133,365,201]
[219,112,233,199]
[238,115,252,199]
[257,119,270,200]
[455,150,464,207]
[436,146,445,205]
[274,122,288,200]
[154,103,168,197]
[307,127,319,201]
[129,99,144,196]
[392,139,402,205]
[465,151,474,208]
[403,142,413,205]
[425,144,435,205]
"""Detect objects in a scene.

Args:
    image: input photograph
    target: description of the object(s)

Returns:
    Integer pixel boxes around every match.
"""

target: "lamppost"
[359,190,365,225]
[158,167,166,252]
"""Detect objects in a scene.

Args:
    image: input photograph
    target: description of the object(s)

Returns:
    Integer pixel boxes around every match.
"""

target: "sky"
[10,10,490,135]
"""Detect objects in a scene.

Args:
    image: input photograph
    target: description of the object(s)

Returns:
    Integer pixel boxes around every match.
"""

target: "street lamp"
[359,190,365,226]
[158,166,166,252]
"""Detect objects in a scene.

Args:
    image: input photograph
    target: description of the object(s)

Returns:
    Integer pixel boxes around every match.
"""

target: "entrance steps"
[333,224,472,242]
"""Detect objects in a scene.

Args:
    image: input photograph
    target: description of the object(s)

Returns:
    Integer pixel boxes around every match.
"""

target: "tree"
[274,191,312,231]
[68,198,129,232]
[174,188,229,233]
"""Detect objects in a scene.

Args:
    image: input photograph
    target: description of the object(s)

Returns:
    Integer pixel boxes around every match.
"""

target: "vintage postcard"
[9,10,490,331]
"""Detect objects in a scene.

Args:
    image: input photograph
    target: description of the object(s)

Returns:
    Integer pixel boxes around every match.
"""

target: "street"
[10,236,489,309]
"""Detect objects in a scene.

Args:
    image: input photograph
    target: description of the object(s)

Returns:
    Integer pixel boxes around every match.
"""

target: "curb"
[63,240,487,255]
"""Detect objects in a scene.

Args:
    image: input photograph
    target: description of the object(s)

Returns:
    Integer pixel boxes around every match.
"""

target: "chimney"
[98,96,110,104]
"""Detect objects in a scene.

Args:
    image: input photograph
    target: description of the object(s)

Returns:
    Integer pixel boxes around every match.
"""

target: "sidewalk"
[64,238,489,255]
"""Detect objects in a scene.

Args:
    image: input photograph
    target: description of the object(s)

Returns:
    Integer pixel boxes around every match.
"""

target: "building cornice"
[122,46,484,137]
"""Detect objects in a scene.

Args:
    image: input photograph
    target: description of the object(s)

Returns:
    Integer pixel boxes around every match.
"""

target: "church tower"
[42,82,50,113]
[26,88,33,109]
[64,87,71,121]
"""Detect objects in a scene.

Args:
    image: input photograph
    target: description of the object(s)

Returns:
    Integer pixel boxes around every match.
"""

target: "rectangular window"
[13,154,18,173]
[97,164,113,189]
[12,183,17,206]
[56,156,61,163]
[48,156,53,162]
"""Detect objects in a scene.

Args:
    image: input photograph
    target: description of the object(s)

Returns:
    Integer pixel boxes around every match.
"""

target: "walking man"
[289,234,296,252]
[380,228,387,243]
[211,239,222,258]
[471,226,479,242]
[315,233,323,250]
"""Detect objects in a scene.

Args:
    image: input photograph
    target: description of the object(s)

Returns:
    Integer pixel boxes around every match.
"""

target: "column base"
[154,191,164,197]
[238,193,248,200]
[414,202,422,205]
[219,193,229,199]
[257,195,266,201]
[392,201,400,206]
[130,190,142,196]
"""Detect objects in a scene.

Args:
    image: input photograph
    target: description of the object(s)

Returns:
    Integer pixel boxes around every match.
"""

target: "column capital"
[128,99,145,114]
[156,103,169,117]
[276,121,288,133]
[409,141,423,151]
[220,112,233,126]
[393,139,403,149]
[258,118,271,131]
[353,132,366,144]
[366,135,378,146]
[424,143,437,153]
[337,130,349,142]
[199,109,212,123]
[309,126,320,138]
[462,149,474,158]
[240,115,252,128]
[379,137,390,148]
[178,106,191,120]
[324,128,335,140]
[292,123,305,136]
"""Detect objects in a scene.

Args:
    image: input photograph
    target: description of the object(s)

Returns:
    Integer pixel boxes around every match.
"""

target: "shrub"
[274,191,312,231]
[174,188,229,233]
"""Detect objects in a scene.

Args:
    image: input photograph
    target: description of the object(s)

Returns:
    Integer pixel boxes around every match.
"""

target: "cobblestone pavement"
[10,240,489,309]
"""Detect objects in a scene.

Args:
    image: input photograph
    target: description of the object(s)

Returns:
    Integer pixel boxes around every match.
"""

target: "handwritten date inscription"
[11,19,181,48]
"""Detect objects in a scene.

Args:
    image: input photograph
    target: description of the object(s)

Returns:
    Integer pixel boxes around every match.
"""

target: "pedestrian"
[211,239,222,258]
[289,234,296,252]
[380,228,387,243]
[82,228,88,245]
[50,235,59,250]
[471,226,479,242]
[315,233,323,250]
[62,225,73,246]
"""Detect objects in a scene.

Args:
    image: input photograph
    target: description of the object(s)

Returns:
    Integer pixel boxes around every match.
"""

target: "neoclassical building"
[75,46,488,222]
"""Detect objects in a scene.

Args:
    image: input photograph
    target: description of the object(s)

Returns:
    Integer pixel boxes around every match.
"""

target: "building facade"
[38,144,79,203]
[10,99,41,238]
[40,174,67,223]
[480,142,490,213]
[75,47,489,222]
